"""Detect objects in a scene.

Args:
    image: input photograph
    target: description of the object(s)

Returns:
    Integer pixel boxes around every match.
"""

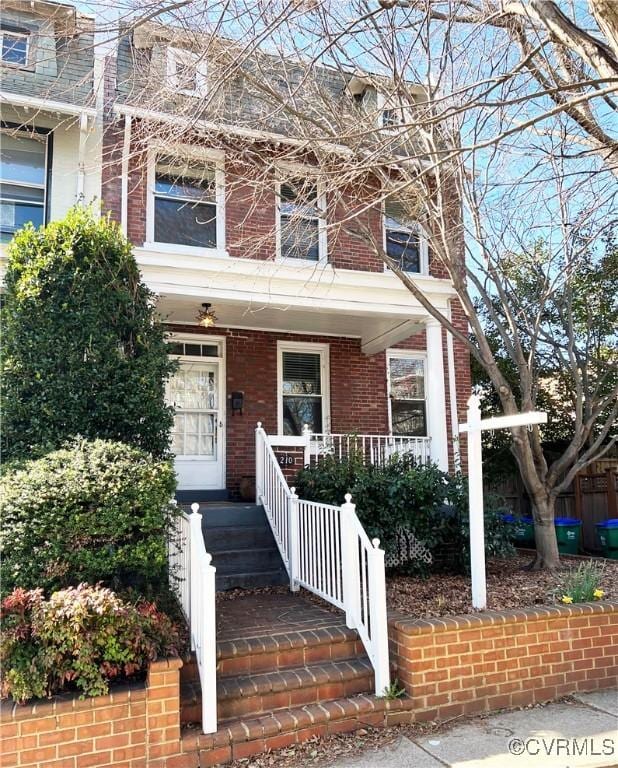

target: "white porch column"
[425,319,449,471]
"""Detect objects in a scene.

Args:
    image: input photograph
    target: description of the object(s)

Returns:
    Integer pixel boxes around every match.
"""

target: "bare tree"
[8,0,617,568]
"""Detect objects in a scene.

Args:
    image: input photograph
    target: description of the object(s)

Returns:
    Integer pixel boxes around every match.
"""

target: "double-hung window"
[278,343,329,435]
[0,130,47,243]
[278,179,325,262]
[152,155,220,249]
[388,353,427,436]
[384,199,426,274]
[167,47,207,97]
[1,30,29,67]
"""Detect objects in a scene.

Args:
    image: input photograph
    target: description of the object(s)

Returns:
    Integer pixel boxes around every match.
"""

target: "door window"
[166,366,217,456]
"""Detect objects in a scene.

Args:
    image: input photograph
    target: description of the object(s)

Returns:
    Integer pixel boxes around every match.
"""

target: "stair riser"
[211,549,283,574]
[216,570,288,591]
[205,527,276,551]
[216,673,374,721]
[201,507,265,528]
[217,639,366,678]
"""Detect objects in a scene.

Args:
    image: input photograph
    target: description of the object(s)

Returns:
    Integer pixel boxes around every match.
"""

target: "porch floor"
[216,591,345,643]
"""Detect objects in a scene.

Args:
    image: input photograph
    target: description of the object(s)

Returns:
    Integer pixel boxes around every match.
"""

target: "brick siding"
[389,601,618,722]
[0,658,182,768]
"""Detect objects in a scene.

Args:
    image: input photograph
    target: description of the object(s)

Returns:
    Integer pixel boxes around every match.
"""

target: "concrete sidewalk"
[326,691,618,768]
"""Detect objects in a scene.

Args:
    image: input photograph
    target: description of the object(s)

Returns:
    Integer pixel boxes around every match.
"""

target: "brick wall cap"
[0,676,151,722]
[388,600,618,635]
[149,656,183,672]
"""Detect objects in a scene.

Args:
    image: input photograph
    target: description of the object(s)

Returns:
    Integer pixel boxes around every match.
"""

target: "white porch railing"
[169,502,217,734]
[256,424,390,695]
[307,431,432,467]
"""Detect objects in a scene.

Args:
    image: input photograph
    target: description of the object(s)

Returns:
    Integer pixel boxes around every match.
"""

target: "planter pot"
[239,475,256,502]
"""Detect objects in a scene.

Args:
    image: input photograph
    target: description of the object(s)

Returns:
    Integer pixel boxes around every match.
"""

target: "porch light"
[197,302,217,328]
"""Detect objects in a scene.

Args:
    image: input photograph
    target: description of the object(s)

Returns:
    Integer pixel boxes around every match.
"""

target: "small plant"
[558,561,605,605]
[0,584,182,703]
[380,679,406,700]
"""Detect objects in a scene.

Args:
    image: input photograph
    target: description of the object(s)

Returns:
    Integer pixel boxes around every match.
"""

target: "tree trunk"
[528,494,561,570]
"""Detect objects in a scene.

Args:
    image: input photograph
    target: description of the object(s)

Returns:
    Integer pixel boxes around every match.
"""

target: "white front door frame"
[167,334,227,491]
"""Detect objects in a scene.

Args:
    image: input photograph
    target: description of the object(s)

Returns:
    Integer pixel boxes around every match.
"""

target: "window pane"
[0,134,46,186]
[282,352,321,395]
[154,198,217,248]
[283,396,322,436]
[2,34,28,66]
[386,230,420,272]
[281,216,319,260]
[155,157,215,201]
[0,183,45,203]
[389,357,424,399]
[391,400,426,436]
[0,201,44,241]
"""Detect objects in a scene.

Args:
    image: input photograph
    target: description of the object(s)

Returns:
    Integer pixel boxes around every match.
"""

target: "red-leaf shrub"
[0,584,182,703]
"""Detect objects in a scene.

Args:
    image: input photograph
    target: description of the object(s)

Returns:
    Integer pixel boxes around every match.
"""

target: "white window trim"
[277,341,330,435]
[386,349,428,437]
[145,144,226,256]
[275,176,328,265]
[1,30,30,68]
[382,199,429,276]
[166,46,207,97]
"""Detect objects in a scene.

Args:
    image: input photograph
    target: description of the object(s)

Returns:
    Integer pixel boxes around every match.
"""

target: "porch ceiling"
[157,293,425,355]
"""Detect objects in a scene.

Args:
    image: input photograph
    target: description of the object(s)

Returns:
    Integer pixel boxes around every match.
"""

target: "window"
[388,354,427,436]
[167,47,207,96]
[278,343,329,435]
[381,108,401,129]
[167,341,220,358]
[152,154,220,249]
[384,199,426,274]
[0,130,47,244]
[1,30,29,67]
[278,179,325,261]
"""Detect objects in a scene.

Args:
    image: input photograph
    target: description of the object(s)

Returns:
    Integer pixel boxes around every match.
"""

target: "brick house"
[0,4,470,501]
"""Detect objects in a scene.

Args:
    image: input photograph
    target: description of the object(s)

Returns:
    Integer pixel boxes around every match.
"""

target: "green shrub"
[0,438,176,598]
[0,585,182,703]
[1,206,176,461]
[295,454,514,574]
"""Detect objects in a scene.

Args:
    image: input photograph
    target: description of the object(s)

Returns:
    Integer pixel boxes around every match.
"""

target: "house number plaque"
[276,453,295,466]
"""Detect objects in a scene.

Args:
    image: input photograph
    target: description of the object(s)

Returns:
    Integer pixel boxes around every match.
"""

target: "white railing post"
[289,487,300,592]
[466,395,487,610]
[368,538,390,695]
[302,423,311,467]
[341,494,360,630]
[255,422,264,504]
[189,503,200,652]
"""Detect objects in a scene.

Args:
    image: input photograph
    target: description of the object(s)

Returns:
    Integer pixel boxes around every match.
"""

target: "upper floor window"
[381,107,402,129]
[0,130,47,244]
[1,30,29,67]
[167,47,207,97]
[277,179,326,262]
[388,353,427,436]
[384,199,427,274]
[150,154,223,250]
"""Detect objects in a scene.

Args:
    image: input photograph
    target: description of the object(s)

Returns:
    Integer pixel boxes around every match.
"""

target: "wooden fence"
[490,465,618,552]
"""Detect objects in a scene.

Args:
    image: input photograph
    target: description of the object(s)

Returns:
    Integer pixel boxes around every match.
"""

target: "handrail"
[308,431,431,466]
[169,503,217,734]
[255,425,390,695]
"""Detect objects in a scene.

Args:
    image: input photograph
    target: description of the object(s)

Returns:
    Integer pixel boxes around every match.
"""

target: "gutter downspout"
[76,111,88,202]
[120,114,132,236]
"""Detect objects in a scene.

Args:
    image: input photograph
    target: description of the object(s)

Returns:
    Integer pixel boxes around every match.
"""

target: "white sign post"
[459,395,547,610]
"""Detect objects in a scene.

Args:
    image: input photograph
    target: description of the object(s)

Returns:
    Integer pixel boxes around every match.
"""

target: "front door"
[166,356,225,490]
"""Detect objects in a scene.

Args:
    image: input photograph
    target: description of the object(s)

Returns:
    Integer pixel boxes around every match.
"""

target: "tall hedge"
[1,207,176,460]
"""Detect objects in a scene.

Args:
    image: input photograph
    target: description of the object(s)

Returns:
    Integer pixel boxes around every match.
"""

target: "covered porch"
[144,254,457,495]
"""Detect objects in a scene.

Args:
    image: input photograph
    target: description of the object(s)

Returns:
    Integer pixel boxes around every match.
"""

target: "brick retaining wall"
[0,658,183,768]
[389,602,618,722]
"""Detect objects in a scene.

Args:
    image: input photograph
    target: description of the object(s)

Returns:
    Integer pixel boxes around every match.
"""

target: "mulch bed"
[386,552,618,618]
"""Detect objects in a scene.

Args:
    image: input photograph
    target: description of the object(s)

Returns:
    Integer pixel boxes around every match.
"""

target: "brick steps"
[180,693,414,766]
